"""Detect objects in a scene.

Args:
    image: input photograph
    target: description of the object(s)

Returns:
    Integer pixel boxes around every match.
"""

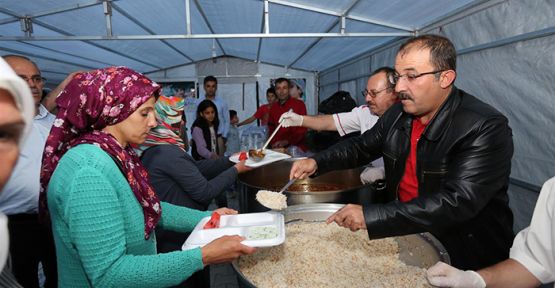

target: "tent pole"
[103,0,113,37]
[185,0,192,35]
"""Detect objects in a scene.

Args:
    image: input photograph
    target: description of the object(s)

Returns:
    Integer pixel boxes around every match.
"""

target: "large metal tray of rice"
[233,203,450,288]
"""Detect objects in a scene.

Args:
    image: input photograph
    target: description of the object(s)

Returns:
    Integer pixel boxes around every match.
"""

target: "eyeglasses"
[19,75,46,84]
[388,70,445,85]
[361,87,389,98]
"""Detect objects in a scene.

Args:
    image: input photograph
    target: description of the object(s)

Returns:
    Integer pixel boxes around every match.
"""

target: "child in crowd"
[238,87,276,127]
[191,100,219,160]
[225,110,240,156]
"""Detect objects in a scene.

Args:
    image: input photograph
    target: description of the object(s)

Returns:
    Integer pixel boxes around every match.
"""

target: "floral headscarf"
[40,66,161,239]
[134,95,185,156]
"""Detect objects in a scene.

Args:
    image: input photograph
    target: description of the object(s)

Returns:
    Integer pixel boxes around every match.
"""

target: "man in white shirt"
[0,55,57,287]
[280,67,398,183]
[427,176,555,288]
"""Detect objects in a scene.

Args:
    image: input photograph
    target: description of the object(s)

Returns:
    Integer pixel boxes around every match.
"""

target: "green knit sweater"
[47,144,212,287]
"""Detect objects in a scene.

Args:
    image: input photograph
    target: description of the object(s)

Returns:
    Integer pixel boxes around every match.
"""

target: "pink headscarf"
[40,66,161,239]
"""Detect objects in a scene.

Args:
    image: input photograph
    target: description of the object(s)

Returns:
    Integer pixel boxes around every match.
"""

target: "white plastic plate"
[229,149,291,168]
[182,212,285,250]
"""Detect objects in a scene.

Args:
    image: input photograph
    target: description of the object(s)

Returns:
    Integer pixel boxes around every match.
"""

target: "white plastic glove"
[360,166,385,184]
[279,111,303,127]
[427,262,486,288]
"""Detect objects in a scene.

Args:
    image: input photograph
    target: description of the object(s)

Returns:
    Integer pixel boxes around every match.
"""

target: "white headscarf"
[0,57,35,271]
[0,57,35,146]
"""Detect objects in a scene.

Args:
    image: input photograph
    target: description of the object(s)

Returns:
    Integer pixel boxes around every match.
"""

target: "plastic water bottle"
[287,146,302,158]
[240,132,250,152]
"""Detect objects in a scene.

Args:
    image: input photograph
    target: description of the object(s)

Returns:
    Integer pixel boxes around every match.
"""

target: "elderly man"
[268,78,308,151]
[0,58,35,287]
[0,55,58,287]
[280,67,397,133]
[280,67,398,183]
[290,34,514,270]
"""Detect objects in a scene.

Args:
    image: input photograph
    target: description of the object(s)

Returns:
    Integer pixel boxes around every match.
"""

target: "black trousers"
[7,214,57,288]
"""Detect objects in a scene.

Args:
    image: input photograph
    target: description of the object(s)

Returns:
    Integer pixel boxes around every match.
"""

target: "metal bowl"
[237,159,382,212]
[233,203,450,287]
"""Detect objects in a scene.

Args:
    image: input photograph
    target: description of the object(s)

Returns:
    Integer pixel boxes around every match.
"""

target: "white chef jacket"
[332,105,379,137]
[332,105,383,172]
[510,176,555,285]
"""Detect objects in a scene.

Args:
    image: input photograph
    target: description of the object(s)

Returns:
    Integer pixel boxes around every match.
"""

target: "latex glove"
[427,262,486,288]
[360,166,385,184]
[279,111,303,127]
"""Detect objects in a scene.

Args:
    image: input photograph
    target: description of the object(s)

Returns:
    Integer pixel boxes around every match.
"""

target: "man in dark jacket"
[290,34,514,270]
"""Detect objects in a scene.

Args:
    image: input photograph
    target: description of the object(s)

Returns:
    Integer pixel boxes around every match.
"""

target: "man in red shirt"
[289,35,514,270]
[267,78,307,151]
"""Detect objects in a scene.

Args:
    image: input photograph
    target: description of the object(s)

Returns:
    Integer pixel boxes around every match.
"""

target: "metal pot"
[232,203,450,288]
[237,159,383,212]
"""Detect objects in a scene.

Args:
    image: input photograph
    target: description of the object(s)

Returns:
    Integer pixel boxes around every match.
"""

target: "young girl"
[191,100,220,160]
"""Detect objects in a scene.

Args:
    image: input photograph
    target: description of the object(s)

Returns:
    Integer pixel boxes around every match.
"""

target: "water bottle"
[240,132,250,152]
[287,145,302,158]
[260,125,269,140]
[252,133,261,150]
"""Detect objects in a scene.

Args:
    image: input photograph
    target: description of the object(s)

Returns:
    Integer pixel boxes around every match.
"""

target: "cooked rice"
[256,190,287,210]
[237,222,430,288]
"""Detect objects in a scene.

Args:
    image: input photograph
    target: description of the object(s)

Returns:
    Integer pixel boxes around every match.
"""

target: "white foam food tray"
[182,212,285,250]
[229,149,291,167]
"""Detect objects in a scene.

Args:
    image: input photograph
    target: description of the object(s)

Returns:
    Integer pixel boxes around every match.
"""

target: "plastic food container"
[229,149,291,168]
[182,212,285,250]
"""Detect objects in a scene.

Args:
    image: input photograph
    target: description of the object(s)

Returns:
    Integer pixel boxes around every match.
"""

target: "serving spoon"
[256,178,296,210]
[250,109,292,161]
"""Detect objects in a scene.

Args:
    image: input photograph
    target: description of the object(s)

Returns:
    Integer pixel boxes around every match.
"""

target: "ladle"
[277,178,296,194]
[256,178,296,210]
[250,109,292,161]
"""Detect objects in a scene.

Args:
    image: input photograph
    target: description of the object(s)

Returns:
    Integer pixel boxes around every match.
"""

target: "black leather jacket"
[313,87,514,270]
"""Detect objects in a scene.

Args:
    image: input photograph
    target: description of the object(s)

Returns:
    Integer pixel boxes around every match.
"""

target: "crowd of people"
[0,33,552,288]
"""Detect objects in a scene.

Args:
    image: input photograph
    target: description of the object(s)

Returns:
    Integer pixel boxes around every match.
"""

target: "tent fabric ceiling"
[1,0,478,82]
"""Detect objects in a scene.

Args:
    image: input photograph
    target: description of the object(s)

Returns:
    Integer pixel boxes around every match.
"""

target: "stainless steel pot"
[237,159,383,212]
[232,203,450,288]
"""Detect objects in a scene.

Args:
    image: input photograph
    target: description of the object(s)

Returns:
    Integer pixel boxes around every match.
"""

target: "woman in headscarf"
[0,57,34,288]
[137,95,251,253]
[40,67,255,287]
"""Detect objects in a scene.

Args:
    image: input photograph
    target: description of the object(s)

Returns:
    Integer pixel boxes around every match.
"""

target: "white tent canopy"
[1,0,554,191]
[1,0,483,81]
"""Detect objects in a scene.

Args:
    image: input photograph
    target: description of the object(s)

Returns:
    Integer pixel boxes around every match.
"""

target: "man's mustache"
[398,92,413,101]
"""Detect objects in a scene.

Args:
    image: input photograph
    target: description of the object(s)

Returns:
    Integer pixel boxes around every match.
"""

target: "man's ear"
[439,70,456,88]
